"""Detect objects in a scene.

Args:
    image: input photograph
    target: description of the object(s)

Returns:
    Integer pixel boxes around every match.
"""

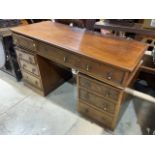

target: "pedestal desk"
[11,21,147,130]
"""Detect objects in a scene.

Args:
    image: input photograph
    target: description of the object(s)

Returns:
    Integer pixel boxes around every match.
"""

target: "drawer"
[15,48,36,64]
[79,88,116,114]
[22,71,42,89]
[78,74,121,102]
[19,60,39,76]
[37,42,125,84]
[80,58,125,84]
[73,55,124,84]
[13,33,36,51]
[78,102,113,128]
[37,42,81,67]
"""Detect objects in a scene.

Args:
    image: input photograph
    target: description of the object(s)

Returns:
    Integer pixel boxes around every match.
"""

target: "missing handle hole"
[148,46,154,51]
[146,39,152,44]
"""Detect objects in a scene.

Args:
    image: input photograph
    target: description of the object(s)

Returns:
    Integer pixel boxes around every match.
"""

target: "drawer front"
[78,102,113,128]
[79,88,116,114]
[81,58,124,84]
[78,74,120,102]
[63,53,122,83]
[37,42,81,67]
[22,71,42,89]
[37,42,124,84]
[13,33,36,51]
[37,42,65,63]
[16,48,36,64]
[19,60,39,76]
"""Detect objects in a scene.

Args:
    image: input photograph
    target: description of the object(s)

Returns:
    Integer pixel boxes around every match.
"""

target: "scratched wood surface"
[11,21,147,71]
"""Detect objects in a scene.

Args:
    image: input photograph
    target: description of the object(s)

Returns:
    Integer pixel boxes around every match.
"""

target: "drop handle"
[107,72,113,80]
[33,43,36,47]
[107,76,112,80]
[63,56,67,62]
[103,106,107,111]
[86,65,90,71]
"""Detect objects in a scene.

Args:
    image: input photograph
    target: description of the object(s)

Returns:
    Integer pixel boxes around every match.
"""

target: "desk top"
[11,21,147,71]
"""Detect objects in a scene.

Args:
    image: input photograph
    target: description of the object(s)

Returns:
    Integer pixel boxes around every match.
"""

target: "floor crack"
[64,118,79,135]
[0,95,30,117]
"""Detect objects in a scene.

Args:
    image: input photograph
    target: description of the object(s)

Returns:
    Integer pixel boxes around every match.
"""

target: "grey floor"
[0,70,153,135]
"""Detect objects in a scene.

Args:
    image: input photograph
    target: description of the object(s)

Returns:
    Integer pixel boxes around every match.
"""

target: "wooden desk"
[10,21,147,130]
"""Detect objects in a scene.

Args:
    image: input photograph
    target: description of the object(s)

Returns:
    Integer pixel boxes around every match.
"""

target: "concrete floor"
[0,70,153,135]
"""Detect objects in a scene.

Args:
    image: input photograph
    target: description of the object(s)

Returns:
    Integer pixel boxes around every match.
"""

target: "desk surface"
[11,21,147,71]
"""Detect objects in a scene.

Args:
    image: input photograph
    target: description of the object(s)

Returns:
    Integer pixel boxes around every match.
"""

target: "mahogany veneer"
[11,21,147,129]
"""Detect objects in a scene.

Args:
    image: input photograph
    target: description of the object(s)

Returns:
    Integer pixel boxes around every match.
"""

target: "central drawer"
[79,88,116,114]
[37,42,125,84]
[37,42,82,68]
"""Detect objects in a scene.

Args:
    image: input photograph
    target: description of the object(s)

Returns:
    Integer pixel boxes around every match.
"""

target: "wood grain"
[11,21,147,71]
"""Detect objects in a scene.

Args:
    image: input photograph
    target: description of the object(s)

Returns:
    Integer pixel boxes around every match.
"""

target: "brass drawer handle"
[63,56,67,62]
[107,72,113,80]
[107,76,112,80]
[103,107,107,111]
[33,43,36,47]
[86,65,90,71]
